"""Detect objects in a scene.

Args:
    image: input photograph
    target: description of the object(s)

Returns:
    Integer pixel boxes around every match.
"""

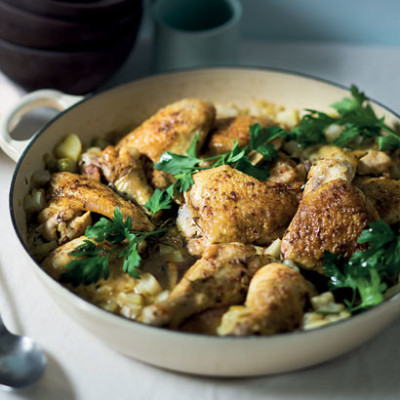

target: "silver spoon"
[0,313,46,390]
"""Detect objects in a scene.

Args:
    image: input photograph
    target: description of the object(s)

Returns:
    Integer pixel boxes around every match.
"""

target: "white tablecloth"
[0,38,399,400]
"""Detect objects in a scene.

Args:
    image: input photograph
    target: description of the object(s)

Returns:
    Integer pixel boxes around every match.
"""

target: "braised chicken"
[117,98,216,163]
[281,157,379,271]
[354,177,400,224]
[26,93,400,338]
[207,115,276,155]
[178,165,301,255]
[38,172,153,243]
[218,263,314,336]
[81,145,154,208]
[140,243,274,328]
[80,98,216,198]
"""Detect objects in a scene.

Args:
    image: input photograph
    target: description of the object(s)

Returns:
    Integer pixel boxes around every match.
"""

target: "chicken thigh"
[218,263,314,336]
[281,158,379,271]
[140,243,274,328]
[178,165,301,255]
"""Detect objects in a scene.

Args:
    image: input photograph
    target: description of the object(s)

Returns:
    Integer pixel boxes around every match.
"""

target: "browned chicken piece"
[268,152,306,184]
[354,177,400,225]
[207,115,276,155]
[116,99,216,163]
[42,236,162,319]
[81,145,154,207]
[357,150,392,176]
[177,165,301,255]
[309,145,358,171]
[38,172,153,243]
[217,263,314,336]
[281,158,379,272]
[139,243,274,328]
[38,199,92,243]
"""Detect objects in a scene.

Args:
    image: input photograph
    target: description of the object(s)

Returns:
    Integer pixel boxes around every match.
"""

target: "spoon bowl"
[0,315,46,390]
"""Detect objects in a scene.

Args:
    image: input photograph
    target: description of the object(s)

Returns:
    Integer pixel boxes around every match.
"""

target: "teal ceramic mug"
[152,0,242,72]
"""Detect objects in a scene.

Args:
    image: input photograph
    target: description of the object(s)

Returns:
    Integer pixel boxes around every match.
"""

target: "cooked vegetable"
[31,169,51,187]
[24,189,46,214]
[323,220,400,311]
[56,158,77,173]
[61,207,166,285]
[54,133,82,162]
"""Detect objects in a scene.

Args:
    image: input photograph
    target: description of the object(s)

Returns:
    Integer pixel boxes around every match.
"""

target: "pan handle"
[0,89,83,162]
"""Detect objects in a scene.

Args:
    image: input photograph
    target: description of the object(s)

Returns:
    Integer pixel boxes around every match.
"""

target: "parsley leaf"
[288,110,333,147]
[144,188,173,214]
[60,240,110,286]
[289,85,400,150]
[61,207,165,286]
[323,220,400,311]
[145,124,287,212]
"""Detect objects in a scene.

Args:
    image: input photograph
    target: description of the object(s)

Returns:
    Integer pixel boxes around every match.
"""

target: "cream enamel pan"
[2,68,400,376]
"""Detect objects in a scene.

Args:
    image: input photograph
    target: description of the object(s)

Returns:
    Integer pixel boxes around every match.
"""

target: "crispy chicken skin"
[218,263,314,336]
[354,177,400,225]
[207,115,276,155]
[139,243,274,328]
[39,172,153,242]
[179,165,300,253]
[309,145,358,171]
[281,158,379,271]
[116,99,216,163]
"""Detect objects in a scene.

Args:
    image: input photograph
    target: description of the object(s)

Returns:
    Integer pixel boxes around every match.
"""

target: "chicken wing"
[140,243,274,328]
[281,158,379,271]
[217,263,314,336]
[354,177,400,224]
[117,99,216,163]
[38,172,153,243]
[207,115,276,155]
[178,165,300,255]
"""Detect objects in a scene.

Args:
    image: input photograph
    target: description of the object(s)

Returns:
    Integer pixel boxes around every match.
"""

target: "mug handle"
[0,89,83,162]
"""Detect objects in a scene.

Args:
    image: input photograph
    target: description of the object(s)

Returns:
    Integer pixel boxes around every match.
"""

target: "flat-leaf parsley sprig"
[144,124,288,214]
[287,85,400,149]
[323,220,400,312]
[61,207,166,286]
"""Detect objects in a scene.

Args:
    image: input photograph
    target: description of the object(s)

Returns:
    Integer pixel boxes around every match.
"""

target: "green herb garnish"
[61,207,165,285]
[323,220,400,311]
[144,124,287,214]
[287,85,400,149]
